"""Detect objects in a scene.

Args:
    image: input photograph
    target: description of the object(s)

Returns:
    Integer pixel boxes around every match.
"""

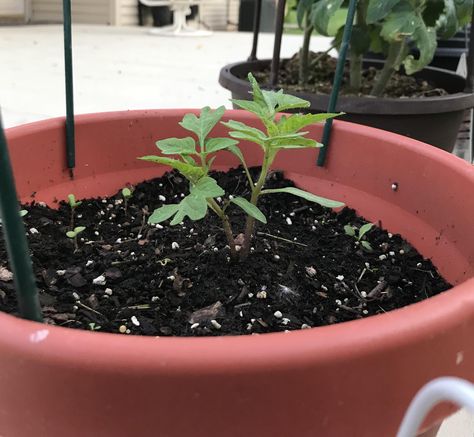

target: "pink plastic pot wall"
[1,110,474,437]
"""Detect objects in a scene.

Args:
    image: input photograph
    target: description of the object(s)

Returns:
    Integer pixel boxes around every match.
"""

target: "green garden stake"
[317,0,358,167]
[0,116,43,322]
[63,0,76,177]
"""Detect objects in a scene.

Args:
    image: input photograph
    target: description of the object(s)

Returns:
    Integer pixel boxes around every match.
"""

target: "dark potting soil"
[0,167,451,337]
[252,52,448,98]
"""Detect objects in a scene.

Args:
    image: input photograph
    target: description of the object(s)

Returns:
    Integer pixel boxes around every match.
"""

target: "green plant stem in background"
[370,40,405,97]
[349,0,367,91]
[299,14,314,86]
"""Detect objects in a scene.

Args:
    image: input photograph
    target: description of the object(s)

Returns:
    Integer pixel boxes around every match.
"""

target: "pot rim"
[3,110,474,373]
[218,59,474,114]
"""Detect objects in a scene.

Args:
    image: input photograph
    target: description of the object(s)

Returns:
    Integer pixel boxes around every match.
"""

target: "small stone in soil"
[274,311,283,319]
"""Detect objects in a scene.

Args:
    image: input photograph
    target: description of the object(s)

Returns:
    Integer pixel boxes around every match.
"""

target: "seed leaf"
[74,226,86,234]
[66,231,76,238]
[231,197,267,224]
[361,240,373,252]
[261,187,344,208]
[344,225,356,237]
[358,223,374,239]
[156,137,196,155]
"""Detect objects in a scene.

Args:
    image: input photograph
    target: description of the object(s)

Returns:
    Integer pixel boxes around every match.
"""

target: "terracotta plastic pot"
[1,110,474,437]
[218,59,474,152]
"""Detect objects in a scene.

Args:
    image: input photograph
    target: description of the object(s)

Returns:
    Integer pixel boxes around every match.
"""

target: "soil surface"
[0,167,450,337]
[253,52,448,98]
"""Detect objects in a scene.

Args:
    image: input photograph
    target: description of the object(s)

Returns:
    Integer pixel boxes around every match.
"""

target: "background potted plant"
[219,0,474,151]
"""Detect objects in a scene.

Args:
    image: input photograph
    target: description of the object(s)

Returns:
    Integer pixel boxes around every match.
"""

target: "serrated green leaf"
[138,155,204,181]
[272,136,323,149]
[228,130,266,146]
[148,204,180,224]
[230,99,268,119]
[261,187,344,208]
[311,0,344,36]
[221,120,267,141]
[190,177,225,198]
[262,89,311,113]
[367,0,401,23]
[205,137,239,154]
[182,155,197,165]
[278,113,341,134]
[156,137,196,155]
[247,73,269,113]
[358,223,374,239]
[361,240,373,252]
[344,225,356,237]
[231,197,267,224]
[179,106,225,145]
[170,194,208,225]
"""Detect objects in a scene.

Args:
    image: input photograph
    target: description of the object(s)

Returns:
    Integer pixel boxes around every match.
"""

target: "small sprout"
[88,322,101,331]
[344,223,374,251]
[121,186,134,213]
[67,194,82,229]
[66,226,86,251]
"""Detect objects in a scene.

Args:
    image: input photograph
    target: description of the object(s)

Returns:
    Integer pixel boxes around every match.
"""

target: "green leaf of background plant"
[190,177,225,198]
[311,0,344,36]
[261,187,344,208]
[148,204,180,224]
[344,225,356,237]
[297,0,314,28]
[435,0,458,38]
[380,2,419,41]
[350,25,372,55]
[205,137,239,154]
[367,0,401,23]
[231,197,267,224]
[156,137,196,155]
[179,106,225,145]
[404,23,437,74]
[358,223,374,239]
[138,155,204,180]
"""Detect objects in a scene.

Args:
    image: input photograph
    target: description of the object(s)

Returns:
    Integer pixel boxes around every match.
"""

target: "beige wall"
[31,0,113,24]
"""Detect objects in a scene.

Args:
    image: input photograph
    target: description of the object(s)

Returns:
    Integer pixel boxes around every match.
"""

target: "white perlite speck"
[151,296,159,302]
[86,260,93,267]
[57,270,66,276]
[389,251,395,256]
[335,299,342,306]
[379,254,387,261]
[361,291,367,298]
[399,249,405,255]
[29,228,39,234]
[336,275,344,281]
[256,290,267,299]
[281,318,290,325]
[131,316,140,326]
[155,224,163,229]
[158,195,166,202]
[286,217,293,225]
[210,320,222,330]
[190,323,200,329]
[72,292,80,301]
[104,288,113,296]
[171,242,180,250]
[362,309,369,315]
[273,310,283,319]
[273,254,280,260]
[301,324,311,329]
[92,275,106,285]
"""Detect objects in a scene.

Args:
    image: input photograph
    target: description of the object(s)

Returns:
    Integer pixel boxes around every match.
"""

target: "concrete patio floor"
[0,24,473,436]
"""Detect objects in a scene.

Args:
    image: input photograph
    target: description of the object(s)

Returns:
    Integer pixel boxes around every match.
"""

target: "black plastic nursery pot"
[219,59,474,152]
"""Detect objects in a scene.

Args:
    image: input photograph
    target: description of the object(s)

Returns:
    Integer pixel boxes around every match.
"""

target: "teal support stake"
[0,117,43,322]
[317,0,358,167]
[63,0,75,175]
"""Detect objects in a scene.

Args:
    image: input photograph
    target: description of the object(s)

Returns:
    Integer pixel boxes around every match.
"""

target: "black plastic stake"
[270,0,287,88]
[0,117,42,322]
[317,0,358,167]
[63,0,76,176]
[248,0,263,61]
